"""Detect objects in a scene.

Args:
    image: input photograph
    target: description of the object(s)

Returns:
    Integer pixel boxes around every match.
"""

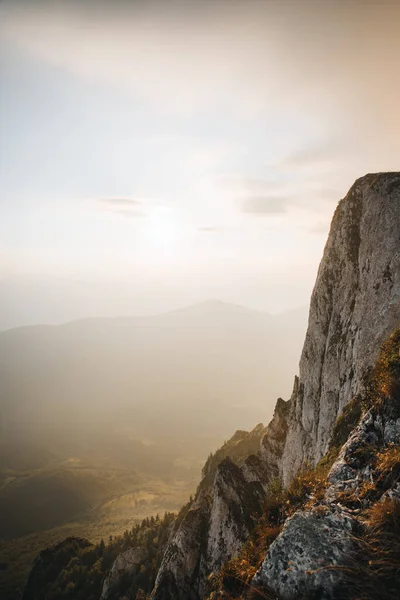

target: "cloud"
[198,226,236,233]
[216,175,292,215]
[113,209,145,219]
[242,196,290,215]
[198,226,223,232]
[280,143,343,169]
[100,198,143,207]
[98,197,145,218]
[219,170,345,217]
[4,0,398,121]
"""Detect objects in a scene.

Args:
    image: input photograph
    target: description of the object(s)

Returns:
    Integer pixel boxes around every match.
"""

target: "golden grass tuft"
[375,445,400,486]
[342,498,400,600]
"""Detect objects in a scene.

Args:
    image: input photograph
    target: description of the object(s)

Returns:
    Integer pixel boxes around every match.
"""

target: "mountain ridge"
[0,301,308,334]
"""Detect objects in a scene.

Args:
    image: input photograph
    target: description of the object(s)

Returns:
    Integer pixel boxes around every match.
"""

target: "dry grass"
[367,496,400,532]
[375,445,400,487]
[338,498,400,600]
[350,445,400,506]
[207,520,282,600]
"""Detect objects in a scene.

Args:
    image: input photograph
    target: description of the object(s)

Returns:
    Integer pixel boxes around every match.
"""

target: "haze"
[1,0,399,328]
[2,3,400,598]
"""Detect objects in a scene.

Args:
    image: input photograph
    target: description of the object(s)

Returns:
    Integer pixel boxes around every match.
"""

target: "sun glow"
[143,207,181,248]
[135,207,189,265]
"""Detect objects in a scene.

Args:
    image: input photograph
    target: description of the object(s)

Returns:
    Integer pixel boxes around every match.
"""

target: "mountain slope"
[0,302,307,445]
[20,172,400,600]
[148,172,400,599]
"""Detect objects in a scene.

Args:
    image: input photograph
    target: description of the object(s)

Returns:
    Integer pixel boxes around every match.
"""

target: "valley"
[0,301,307,599]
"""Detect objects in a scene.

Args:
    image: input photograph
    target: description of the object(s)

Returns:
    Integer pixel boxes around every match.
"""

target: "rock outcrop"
[101,172,400,600]
[253,324,400,600]
[260,396,291,479]
[151,172,400,600]
[254,371,400,600]
[152,458,266,600]
[278,173,400,483]
[199,423,267,490]
[253,506,359,600]
[101,547,145,599]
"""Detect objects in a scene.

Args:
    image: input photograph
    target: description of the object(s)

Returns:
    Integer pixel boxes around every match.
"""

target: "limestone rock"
[279,173,400,483]
[151,458,266,600]
[326,399,400,502]
[253,506,359,600]
[151,172,400,599]
[241,453,271,489]
[200,423,266,491]
[151,492,210,600]
[101,547,145,600]
[260,395,290,479]
[205,459,265,577]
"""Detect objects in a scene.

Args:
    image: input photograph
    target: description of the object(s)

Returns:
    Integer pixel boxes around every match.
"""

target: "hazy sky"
[1,0,399,328]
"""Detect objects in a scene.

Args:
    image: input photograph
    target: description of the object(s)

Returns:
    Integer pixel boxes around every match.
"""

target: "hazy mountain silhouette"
[0,301,307,445]
[0,300,307,548]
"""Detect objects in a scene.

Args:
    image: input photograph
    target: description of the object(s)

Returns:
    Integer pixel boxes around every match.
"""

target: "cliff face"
[151,458,266,600]
[101,548,145,600]
[151,172,400,599]
[254,330,400,599]
[280,172,400,483]
[93,172,400,600]
[152,444,268,600]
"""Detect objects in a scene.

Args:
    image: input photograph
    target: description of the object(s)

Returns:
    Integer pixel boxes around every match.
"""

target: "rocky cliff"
[151,425,269,600]
[280,172,400,483]
[253,326,400,599]
[24,173,400,600]
[150,172,400,599]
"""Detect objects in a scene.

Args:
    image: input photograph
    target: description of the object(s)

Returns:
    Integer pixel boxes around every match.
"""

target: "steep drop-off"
[150,172,400,599]
[22,172,400,600]
[281,173,400,482]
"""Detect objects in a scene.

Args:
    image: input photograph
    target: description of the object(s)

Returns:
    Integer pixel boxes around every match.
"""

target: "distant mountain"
[0,301,308,446]
[0,300,307,545]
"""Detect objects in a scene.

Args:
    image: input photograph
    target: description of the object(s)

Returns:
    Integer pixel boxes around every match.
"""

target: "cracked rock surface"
[279,173,400,484]
[253,506,359,600]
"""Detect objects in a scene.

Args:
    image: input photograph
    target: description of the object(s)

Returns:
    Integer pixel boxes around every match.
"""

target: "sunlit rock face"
[204,459,266,580]
[279,172,400,484]
[151,458,266,600]
[151,491,210,600]
[260,395,291,478]
[148,172,400,600]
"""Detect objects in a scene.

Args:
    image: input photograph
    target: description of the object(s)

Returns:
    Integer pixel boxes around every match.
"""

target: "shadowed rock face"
[101,548,145,600]
[279,173,400,484]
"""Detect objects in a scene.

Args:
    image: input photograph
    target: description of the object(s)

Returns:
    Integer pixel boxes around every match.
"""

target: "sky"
[1,0,399,328]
